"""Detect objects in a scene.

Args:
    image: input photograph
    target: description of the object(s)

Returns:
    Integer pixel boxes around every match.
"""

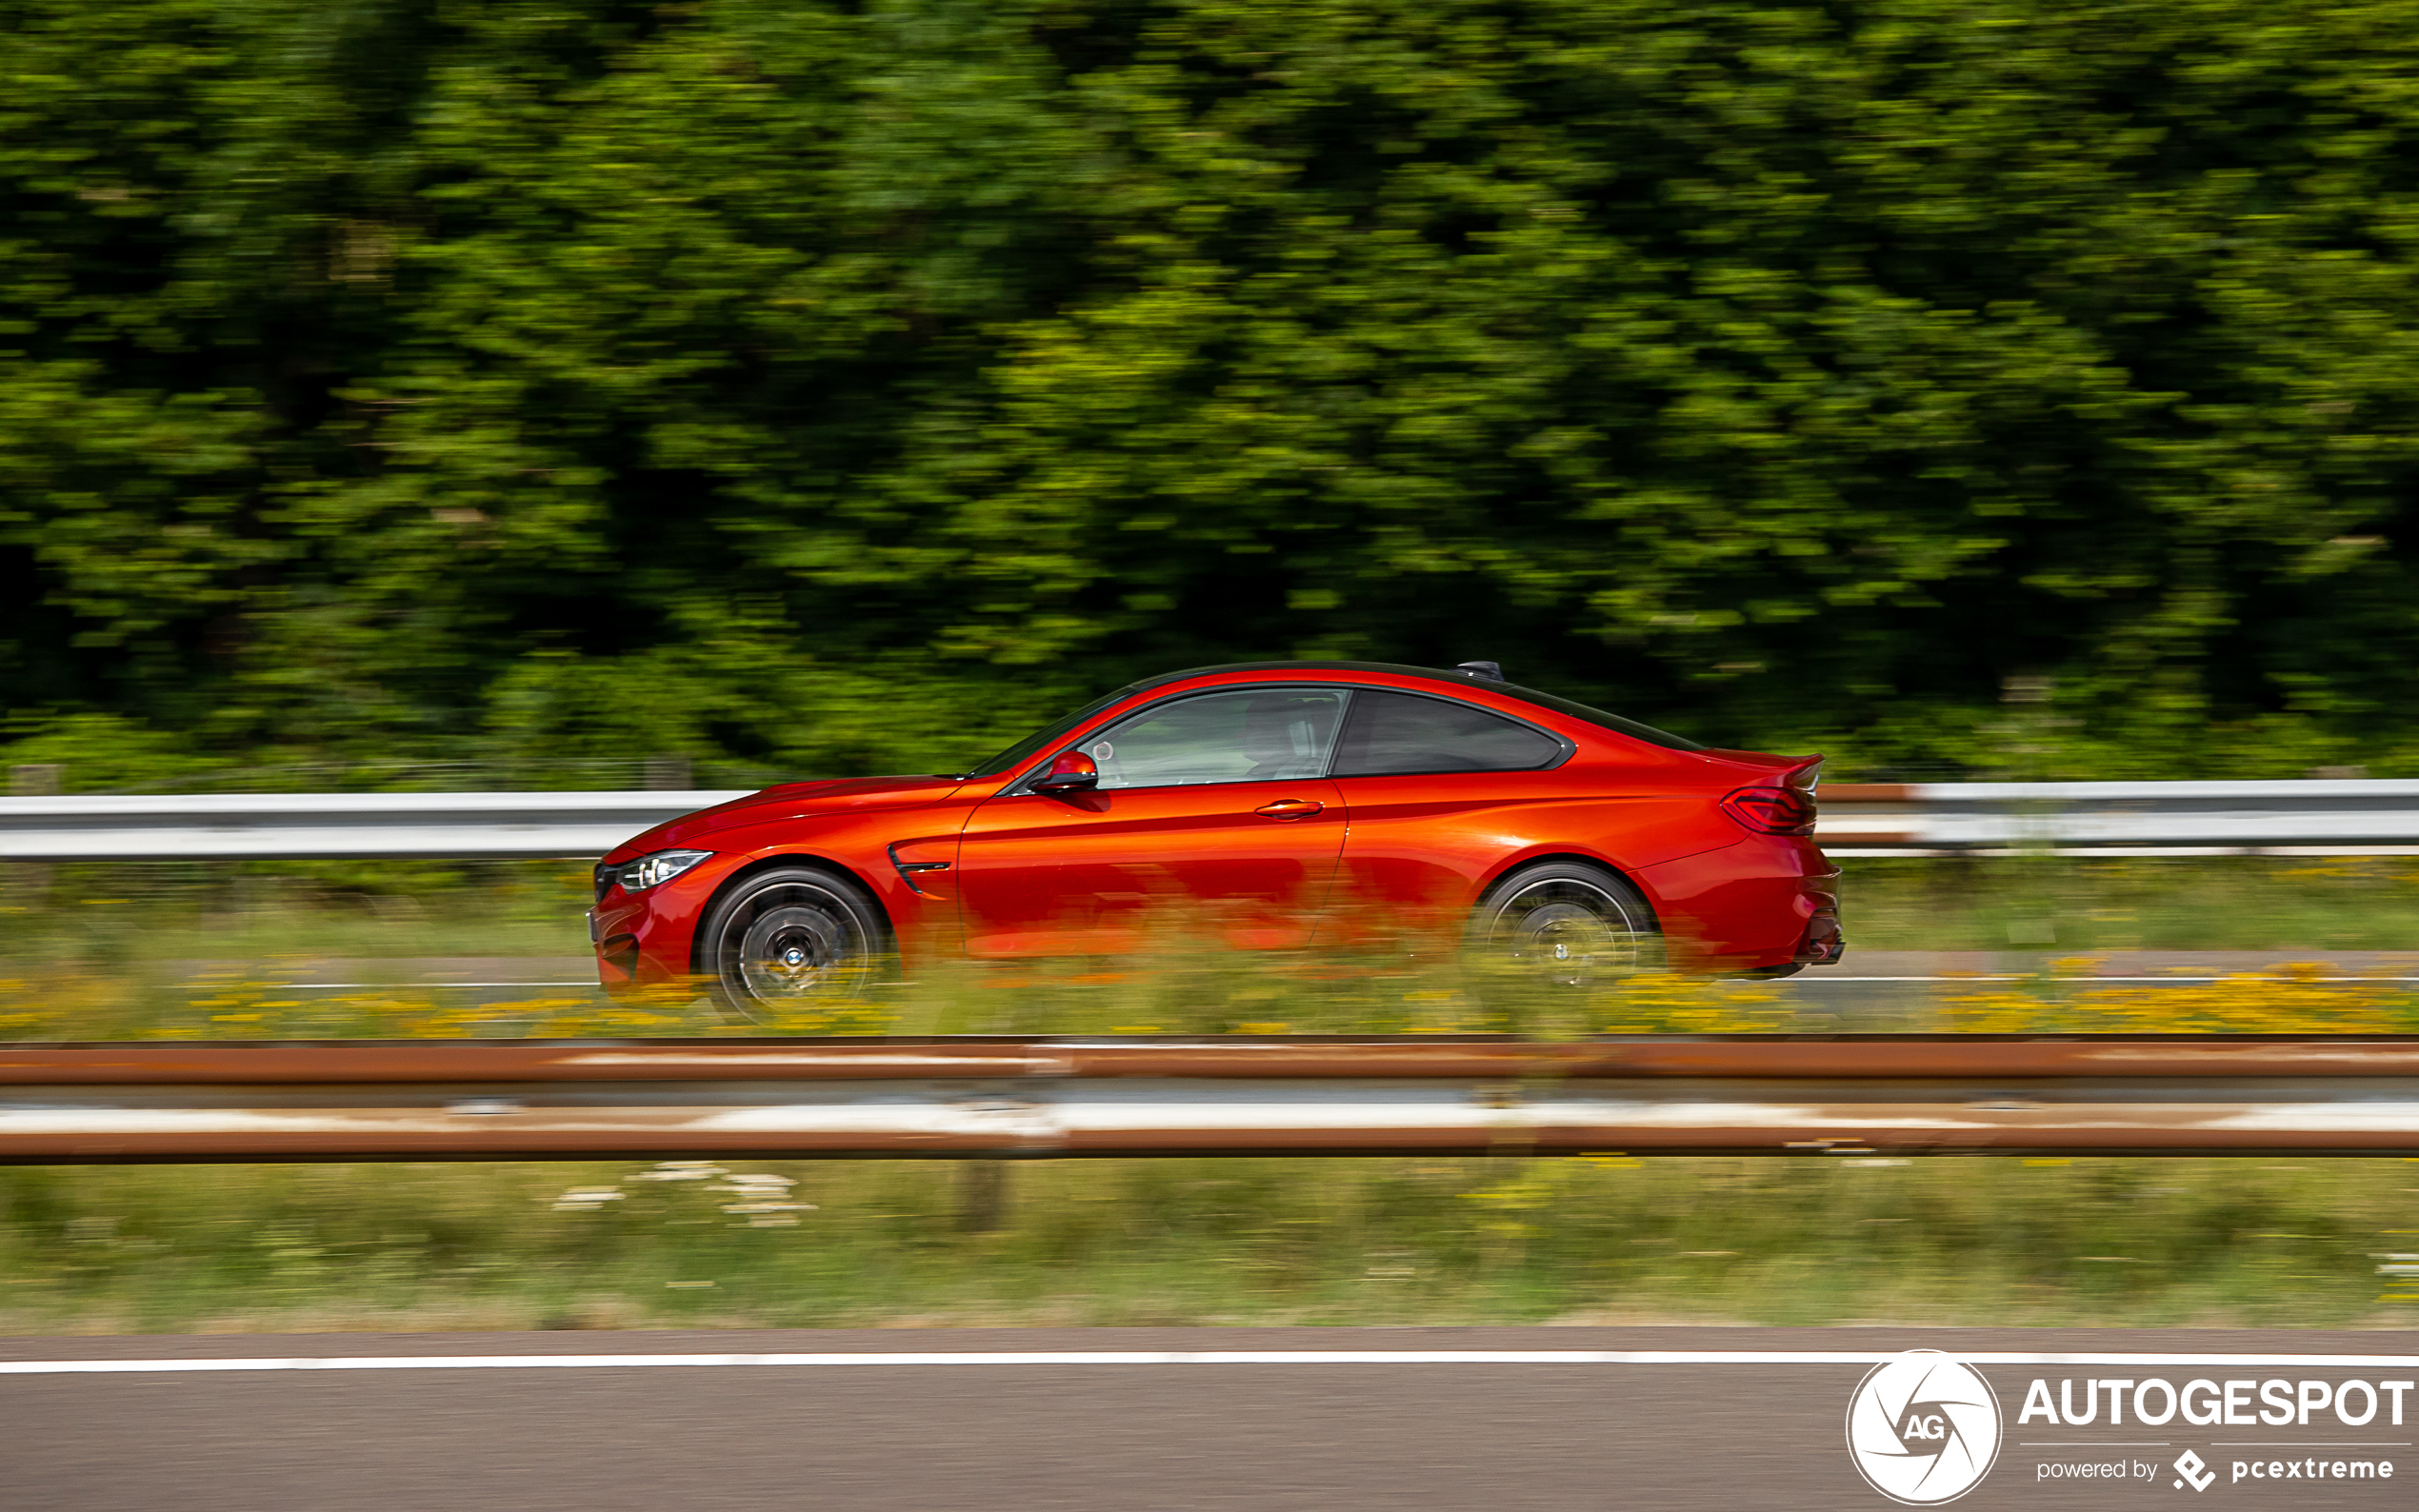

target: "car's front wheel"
[698,865,891,1022]
[1467,859,1661,990]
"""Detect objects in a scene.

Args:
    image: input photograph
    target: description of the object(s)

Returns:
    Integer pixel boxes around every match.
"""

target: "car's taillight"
[1722,785,1816,835]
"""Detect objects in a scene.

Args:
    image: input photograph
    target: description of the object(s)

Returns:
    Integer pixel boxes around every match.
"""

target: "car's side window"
[1329,689,1565,776]
[1078,689,1348,790]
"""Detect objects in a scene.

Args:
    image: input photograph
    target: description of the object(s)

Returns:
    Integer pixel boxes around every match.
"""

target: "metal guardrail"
[0,790,750,860]
[2,780,2416,860]
[1817,779,2419,856]
[7,1035,2419,1161]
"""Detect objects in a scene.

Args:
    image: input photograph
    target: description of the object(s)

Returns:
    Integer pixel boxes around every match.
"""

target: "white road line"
[276,983,597,989]
[1791,976,2419,985]
[4,1351,2419,1375]
[221,976,2419,989]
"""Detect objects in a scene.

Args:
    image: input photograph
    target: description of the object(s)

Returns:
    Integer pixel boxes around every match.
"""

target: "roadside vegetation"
[3,856,2415,1041]
[19,854,2419,975]
[13,2,2419,789]
[2,1154,2415,1337]
[1845,857,2419,955]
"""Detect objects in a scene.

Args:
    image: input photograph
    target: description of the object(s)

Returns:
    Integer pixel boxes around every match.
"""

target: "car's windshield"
[958,687,1136,778]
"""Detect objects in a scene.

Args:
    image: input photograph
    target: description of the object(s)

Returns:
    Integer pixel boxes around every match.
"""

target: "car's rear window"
[1330,690,1565,775]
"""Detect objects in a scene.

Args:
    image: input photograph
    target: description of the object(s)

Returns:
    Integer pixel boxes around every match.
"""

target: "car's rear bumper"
[1635,833,1841,973]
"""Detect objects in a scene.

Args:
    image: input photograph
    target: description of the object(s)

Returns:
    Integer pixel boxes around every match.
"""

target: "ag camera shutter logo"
[1846,1350,2003,1504]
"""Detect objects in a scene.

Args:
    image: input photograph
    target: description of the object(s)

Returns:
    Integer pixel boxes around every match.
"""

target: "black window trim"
[1005,682,1573,796]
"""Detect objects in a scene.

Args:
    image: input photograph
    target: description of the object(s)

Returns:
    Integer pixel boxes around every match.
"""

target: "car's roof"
[1125,660,1499,693]
[1120,662,1703,752]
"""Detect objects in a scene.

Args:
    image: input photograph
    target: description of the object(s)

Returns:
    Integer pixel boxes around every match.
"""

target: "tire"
[697,865,892,1023]
[1466,859,1661,990]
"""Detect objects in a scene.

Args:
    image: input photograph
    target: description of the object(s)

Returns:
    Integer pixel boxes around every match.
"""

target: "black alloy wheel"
[1468,860,1661,990]
[698,865,891,1022]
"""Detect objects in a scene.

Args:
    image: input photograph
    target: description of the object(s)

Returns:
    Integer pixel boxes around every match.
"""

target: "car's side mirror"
[1030,748,1100,794]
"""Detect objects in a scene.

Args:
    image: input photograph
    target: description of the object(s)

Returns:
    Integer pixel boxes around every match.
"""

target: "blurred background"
[9,0,2419,793]
[6,0,2419,1339]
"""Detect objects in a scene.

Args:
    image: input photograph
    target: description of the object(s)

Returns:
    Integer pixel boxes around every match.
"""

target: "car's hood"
[608,774,966,859]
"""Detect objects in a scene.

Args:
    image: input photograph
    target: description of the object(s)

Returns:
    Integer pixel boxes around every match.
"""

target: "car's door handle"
[1253,798,1325,820]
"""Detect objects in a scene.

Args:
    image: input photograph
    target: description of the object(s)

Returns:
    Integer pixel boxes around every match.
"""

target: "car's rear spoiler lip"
[1690,749,1825,789]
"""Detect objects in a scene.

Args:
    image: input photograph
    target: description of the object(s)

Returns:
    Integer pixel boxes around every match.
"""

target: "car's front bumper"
[588,862,731,1000]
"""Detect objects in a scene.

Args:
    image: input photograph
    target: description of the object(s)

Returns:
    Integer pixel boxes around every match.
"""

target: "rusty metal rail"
[9,1035,2419,1162]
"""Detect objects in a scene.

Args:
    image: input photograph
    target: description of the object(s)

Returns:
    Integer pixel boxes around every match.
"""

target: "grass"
[10,859,594,965]
[15,853,2419,977]
[1842,855,2419,953]
[15,938,2412,1043]
[3,1154,2417,1336]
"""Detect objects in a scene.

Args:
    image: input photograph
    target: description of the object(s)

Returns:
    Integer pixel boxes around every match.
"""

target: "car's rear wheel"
[699,865,891,1022]
[1467,860,1661,990]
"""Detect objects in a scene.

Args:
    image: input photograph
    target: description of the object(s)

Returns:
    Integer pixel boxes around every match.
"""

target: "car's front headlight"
[612,849,714,892]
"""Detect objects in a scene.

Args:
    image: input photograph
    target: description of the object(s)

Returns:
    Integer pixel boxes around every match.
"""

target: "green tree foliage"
[6,0,2419,783]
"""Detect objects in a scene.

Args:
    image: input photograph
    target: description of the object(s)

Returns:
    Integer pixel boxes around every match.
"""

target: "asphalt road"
[6,1325,2417,1510]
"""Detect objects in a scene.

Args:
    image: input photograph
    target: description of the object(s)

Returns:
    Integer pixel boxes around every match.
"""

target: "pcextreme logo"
[1846,1351,2004,1505]
[2174,1450,2218,1491]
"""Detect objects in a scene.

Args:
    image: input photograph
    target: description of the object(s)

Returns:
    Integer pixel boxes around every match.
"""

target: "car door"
[1324,687,1580,931]
[956,686,1349,958]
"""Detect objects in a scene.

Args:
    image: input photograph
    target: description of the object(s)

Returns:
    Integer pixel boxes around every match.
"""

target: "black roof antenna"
[1455,661,1506,682]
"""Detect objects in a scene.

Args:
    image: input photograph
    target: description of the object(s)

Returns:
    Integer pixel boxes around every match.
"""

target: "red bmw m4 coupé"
[590,661,1843,1016]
